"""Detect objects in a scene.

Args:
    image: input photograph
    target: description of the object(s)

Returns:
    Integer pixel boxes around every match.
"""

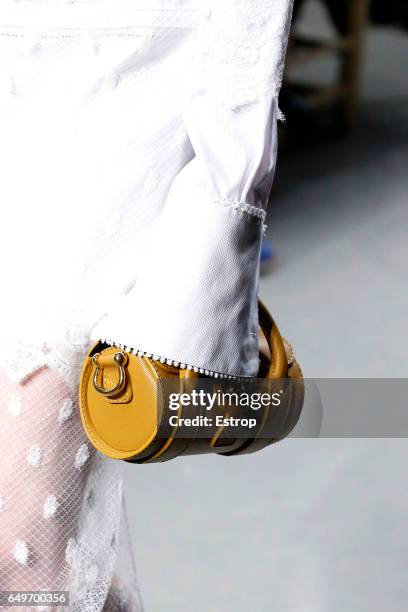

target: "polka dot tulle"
[0,362,143,611]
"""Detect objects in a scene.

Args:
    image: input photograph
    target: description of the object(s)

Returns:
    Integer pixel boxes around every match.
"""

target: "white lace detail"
[0,307,96,393]
[192,0,293,109]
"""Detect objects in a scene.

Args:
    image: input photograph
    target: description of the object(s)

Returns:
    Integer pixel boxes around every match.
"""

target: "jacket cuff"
[89,194,264,378]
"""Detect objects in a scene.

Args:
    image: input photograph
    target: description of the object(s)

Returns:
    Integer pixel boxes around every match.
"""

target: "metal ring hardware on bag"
[92,351,128,397]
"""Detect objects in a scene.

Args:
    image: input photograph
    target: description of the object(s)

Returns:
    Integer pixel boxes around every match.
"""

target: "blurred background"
[262,0,408,377]
[125,2,408,610]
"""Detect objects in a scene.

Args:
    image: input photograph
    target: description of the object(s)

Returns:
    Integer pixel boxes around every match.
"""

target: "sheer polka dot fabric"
[0,361,143,611]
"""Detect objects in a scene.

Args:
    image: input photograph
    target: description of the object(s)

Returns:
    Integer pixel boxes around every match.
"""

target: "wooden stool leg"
[340,0,369,130]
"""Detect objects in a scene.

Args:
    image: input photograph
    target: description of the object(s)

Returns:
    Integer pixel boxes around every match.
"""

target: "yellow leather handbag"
[79,301,304,463]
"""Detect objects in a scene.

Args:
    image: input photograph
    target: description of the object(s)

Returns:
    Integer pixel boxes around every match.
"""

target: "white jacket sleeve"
[90,1,294,378]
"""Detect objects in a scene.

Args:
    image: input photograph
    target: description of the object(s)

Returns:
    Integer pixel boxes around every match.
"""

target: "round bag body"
[79,301,304,463]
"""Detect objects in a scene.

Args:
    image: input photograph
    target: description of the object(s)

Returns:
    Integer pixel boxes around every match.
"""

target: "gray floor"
[125,8,408,612]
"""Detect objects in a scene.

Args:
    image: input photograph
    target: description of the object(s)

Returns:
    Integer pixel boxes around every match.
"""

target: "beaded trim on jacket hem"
[101,338,256,380]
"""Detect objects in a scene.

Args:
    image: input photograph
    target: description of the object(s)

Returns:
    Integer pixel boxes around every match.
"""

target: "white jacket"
[0,0,293,383]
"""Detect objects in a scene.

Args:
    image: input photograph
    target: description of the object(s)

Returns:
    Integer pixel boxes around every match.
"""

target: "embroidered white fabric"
[191,0,293,110]
[0,0,293,608]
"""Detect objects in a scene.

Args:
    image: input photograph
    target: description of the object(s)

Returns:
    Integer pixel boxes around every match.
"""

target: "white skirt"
[0,2,197,609]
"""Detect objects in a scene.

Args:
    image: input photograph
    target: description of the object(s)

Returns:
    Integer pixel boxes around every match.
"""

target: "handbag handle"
[258,299,288,379]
